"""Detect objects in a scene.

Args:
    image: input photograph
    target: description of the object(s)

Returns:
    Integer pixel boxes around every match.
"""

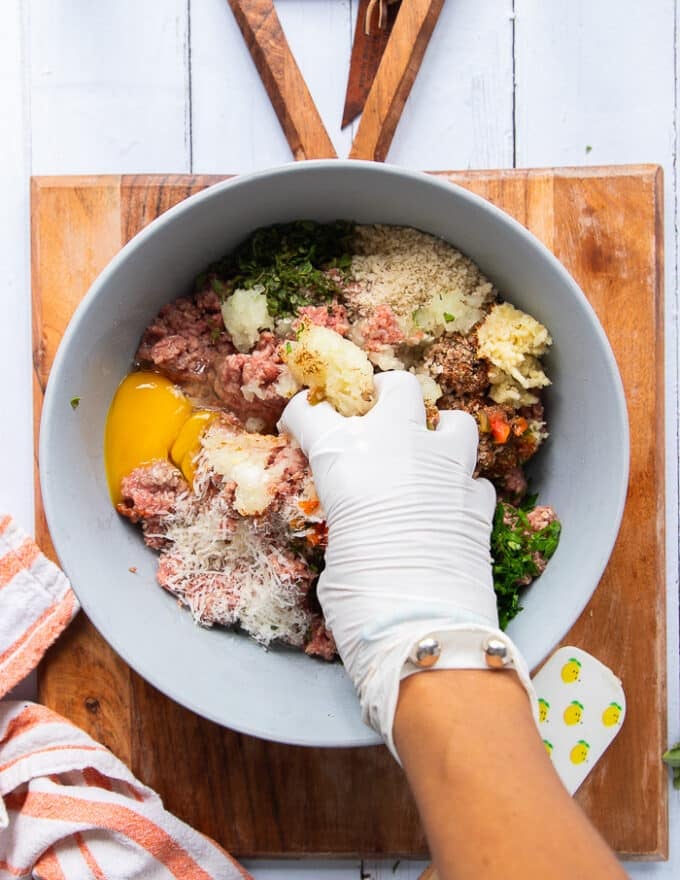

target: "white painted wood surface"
[0,0,678,875]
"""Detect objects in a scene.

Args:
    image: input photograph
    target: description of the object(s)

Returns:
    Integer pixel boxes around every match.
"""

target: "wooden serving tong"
[227,0,445,162]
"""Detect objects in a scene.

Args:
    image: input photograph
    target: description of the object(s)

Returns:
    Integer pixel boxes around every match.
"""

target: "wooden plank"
[513,1,675,168]
[34,168,666,859]
[31,176,136,764]
[0,0,33,537]
[383,0,514,169]
[28,1,190,174]
[226,0,337,160]
[349,0,445,161]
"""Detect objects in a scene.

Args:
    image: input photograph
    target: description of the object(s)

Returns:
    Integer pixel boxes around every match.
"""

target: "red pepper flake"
[298,499,320,515]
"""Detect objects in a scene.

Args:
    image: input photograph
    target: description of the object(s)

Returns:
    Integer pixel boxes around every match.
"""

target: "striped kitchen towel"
[0,515,250,879]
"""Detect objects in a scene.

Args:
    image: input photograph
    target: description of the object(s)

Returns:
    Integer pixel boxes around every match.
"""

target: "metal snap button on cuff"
[410,637,441,668]
[484,637,509,669]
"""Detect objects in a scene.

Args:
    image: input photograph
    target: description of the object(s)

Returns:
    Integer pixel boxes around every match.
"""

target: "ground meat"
[304,617,337,661]
[425,333,489,396]
[355,304,405,350]
[267,549,314,594]
[498,466,528,500]
[136,293,234,404]
[118,460,190,549]
[118,460,188,524]
[294,302,350,336]
[438,396,539,499]
[527,505,558,531]
[157,552,239,626]
[213,332,289,432]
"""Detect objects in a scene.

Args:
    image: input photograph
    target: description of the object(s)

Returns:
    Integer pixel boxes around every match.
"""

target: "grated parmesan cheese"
[160,504,311,646]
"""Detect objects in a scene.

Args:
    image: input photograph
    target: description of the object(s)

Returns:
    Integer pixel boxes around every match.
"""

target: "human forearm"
[394,669,627,880]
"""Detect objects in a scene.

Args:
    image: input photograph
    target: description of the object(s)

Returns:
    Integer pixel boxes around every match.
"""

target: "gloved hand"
[279,370,536,759]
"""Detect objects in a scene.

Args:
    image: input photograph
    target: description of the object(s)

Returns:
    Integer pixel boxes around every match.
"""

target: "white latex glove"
[279,371,536,759]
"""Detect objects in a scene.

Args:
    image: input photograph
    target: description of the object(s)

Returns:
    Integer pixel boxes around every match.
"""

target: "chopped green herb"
[491,498,561,629]
[70,396,81,410]
[202,220,356,318]
[209,276,229,297]
[443,311,455,322]
[285,341,292,354]
[210,325,222,344]
[662,742,680,789]
[585,145,593,154]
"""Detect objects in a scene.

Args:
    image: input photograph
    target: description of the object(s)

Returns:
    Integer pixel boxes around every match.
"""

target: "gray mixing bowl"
[40,160,629,747]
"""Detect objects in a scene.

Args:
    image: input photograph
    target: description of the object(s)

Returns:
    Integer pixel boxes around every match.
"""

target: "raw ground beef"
[438,395,541,499]
[213,332,289,432]
[119,422,332,658]
[118,460,190,549]
[424,333,489,396]
[137,291,290,431]
[293,301,350,336]
[304,617,337,661]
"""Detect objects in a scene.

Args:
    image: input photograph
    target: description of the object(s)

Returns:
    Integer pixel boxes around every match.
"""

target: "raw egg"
[105,372,192,503]
[170,410,218,483]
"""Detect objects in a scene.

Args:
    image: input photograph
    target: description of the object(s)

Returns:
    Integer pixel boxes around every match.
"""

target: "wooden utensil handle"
[350,0,445,161]
[227,0,337,161]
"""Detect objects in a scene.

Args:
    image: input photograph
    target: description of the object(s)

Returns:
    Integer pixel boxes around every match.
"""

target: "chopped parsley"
[201,220,355,318]
[70,396,81,410]
[209,325,222,344]
[662,742,680,789]
[491,494,561,629]
[443,311,455,322]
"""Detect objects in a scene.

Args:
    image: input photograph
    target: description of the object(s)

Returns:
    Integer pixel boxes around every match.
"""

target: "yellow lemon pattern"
[563,700,584,726]
[531,647,625,795]
[570,740,590,764]
[561,658,582,683]
[602,702,623,727]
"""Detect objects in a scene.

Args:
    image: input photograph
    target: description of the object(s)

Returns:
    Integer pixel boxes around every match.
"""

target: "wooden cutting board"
[32,166,667,860]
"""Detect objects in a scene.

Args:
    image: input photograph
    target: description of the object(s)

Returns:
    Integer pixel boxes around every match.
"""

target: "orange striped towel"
[0,517,250,879]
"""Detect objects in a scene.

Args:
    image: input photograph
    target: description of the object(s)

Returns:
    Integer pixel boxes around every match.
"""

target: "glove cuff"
[360,624,537,762]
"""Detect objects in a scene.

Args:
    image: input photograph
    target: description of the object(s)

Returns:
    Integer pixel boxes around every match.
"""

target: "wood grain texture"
[226,0,337,160]
[349,0,445,161]
[31,176,134,764]
[341,0,399,129]
[33,167,666,859]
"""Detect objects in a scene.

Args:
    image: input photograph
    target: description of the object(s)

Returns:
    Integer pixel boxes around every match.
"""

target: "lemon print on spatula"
[561,657,582,683]
[602,702,623,726]
[563,700,584,725]
[570,740,590,764]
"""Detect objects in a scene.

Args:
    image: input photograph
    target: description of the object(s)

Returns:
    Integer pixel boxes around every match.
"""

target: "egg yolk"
[170,410,219,483]
[105,372,192,503]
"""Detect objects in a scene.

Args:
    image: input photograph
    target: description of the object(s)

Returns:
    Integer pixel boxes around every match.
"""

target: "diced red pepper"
[489,413,511,444]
